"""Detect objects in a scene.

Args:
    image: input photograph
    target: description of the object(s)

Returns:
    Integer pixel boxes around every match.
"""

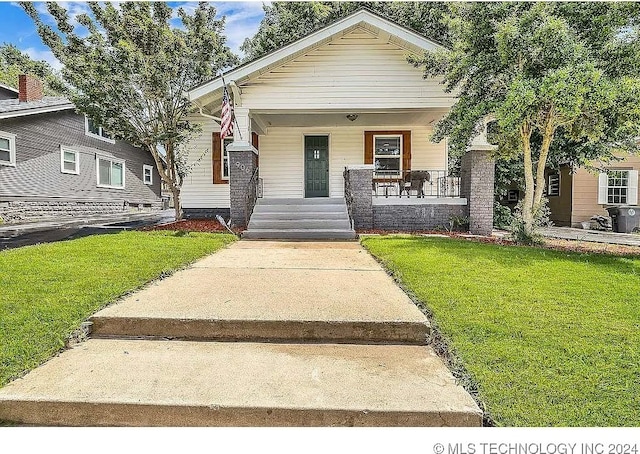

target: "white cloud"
[23,47,63,71]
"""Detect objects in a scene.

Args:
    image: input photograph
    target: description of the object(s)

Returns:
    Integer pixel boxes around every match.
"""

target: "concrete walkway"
[0,241,481,427]
[541,227,640,247]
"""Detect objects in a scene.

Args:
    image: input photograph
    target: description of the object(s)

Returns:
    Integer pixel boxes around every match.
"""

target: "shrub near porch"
[0,231,235,387]
[361,236,640,426]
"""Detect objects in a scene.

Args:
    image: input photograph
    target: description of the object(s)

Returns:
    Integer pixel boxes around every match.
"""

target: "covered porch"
[232,106,454,199]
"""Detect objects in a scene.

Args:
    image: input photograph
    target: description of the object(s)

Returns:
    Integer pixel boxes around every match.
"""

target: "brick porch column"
[460,149,495,236]
[228,140,258,228]
[345,165,373,230]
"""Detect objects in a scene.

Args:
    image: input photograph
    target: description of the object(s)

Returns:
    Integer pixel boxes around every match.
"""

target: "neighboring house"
[0,83,19,101]
[0,75,162,224]
[183,9,495,237]
[545,155,639,227]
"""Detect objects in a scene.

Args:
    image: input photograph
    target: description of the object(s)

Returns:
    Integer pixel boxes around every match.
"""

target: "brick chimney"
[18,74,43,103]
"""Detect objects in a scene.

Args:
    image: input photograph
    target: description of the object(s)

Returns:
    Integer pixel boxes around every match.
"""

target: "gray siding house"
[0,75,162,223]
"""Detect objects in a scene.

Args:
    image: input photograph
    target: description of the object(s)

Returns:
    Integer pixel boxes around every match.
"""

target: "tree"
[411,2,640,240]
[240,1,451,61]
[0,44,63,95]
[21,2,238,220]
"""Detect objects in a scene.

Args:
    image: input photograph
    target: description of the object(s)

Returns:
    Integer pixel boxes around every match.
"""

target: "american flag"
[220,85,233,139]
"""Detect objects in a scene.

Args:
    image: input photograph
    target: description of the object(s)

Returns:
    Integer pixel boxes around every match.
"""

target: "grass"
[0,230,235,387]
[361,235,640,427]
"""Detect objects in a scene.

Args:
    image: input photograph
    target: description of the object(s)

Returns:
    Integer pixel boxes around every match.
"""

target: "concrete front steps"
[0,241,482,427]
[243,198,356,240]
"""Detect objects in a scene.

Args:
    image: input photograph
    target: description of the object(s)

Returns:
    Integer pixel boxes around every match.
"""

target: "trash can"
[606,206,640,233]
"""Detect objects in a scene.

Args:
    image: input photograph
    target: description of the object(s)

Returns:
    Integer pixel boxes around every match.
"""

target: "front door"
[304,135,329,197]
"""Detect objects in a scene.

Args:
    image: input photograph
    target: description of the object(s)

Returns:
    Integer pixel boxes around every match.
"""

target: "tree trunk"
[521,123,535,236]
[172,185,182,221]
[533,115,555,209]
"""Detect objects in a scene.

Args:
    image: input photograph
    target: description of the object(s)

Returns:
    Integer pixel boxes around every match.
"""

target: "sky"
[0,1,267,70]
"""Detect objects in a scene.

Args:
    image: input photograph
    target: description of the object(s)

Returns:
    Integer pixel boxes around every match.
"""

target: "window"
[373,135,402,175]
[96,156,125,189]
[85,116,115,143]
[0,131,16,166]
[143,164,153,185]
[60,146,79,174]
[507,189,519,202]
[547,173,560,197]
[222,137,232,180]
[598,170,639,205]
[607,170,629,204]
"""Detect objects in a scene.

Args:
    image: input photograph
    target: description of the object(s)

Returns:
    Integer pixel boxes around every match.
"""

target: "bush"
[510,198,553,245]
[447,215,469,233]
[493,201,514,230]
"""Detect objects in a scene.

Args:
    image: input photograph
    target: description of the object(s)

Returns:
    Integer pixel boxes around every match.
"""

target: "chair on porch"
[401,171,430,198]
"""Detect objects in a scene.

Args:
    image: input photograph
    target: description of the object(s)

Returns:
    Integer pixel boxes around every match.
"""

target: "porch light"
[346,114,358,122]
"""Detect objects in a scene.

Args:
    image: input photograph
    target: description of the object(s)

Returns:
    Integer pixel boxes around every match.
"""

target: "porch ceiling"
[252,109,449,129]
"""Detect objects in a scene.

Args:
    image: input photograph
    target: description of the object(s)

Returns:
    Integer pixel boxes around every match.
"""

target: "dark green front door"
[304,135,329,198]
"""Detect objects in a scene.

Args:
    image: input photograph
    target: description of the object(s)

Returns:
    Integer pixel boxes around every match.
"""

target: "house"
[184,9,495,238]
[0,83,19,101]
[0,75,162,224]
[544,155,639,228]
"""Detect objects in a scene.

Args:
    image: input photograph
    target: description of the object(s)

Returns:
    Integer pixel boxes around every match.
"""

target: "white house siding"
[239,27,455,111]
[259,125,446,199]
[181,115,229,209]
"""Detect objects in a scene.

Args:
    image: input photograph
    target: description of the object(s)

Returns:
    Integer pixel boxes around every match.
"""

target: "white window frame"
[598,170,639,205]
[96,155,125,189]
[547,172,560,197]
[0,130,16,167]
[222,137,232,181]
[60,146,80,175]
[143,164,153,185]
[85,115,115,144]
[373,134,403,176]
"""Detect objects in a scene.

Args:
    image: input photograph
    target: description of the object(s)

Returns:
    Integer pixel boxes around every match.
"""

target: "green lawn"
[0,231,235,387]
[361,235,640,427]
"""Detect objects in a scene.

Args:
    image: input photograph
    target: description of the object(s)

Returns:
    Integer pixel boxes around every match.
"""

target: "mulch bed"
[140,219,242,234]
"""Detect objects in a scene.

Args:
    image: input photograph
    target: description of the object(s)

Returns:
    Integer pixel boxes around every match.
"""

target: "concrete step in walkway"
[0,241,482,426]
[0,339,480,427]
[243,198,356,240]
[90,242,429,344]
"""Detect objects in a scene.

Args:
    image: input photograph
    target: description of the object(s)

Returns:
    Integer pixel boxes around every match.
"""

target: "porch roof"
[188,9,446,109]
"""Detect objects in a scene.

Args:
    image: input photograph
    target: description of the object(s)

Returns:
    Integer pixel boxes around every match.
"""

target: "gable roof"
[188,8,446,104]
[0,97,75,120]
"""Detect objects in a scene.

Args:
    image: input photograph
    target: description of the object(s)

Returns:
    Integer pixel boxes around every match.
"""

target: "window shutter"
[212,132,227,184]
[628,170,638,205]
[597,172,608,204]
[364,131,373,164]
[402,131,411,172]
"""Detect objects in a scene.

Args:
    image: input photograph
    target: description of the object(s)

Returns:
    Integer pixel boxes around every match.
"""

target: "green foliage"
[240,2,451,61]
[510,198,552,245]
[414,2,640,159]
[412,2,640,236]
[20,2,238,219]
[0,44,63,95]
[0,231,235,387]
[493,201,514,230]
[363,236,640,426]
[447,214,469,233]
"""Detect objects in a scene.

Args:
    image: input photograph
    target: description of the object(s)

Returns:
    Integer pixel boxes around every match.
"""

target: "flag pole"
[220,73,243,141]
